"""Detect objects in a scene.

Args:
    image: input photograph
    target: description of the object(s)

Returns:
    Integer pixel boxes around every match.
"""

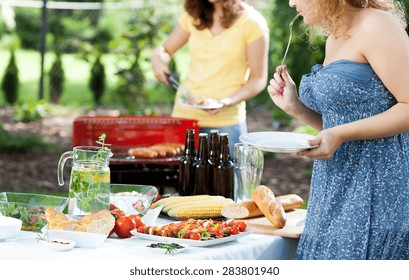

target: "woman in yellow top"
[151,0,269,153]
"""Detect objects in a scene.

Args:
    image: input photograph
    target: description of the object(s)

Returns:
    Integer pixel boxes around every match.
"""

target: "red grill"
[72,116,199,193]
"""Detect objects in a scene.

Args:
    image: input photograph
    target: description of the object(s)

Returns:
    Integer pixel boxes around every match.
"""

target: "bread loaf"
[252,185,286,228]
[276,194,304,211]
[221,201,263,219]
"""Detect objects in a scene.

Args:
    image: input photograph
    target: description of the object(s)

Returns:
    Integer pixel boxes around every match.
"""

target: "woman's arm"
[151,24,189,84]
[267,66,323,131]
[220,33,269,107]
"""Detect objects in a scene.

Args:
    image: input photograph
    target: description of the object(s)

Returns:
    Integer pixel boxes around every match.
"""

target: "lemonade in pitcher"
[58,134,113,215]
[68,165,110,215]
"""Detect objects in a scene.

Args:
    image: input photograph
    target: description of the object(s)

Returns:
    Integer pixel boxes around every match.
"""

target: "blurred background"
[0,0,408,200]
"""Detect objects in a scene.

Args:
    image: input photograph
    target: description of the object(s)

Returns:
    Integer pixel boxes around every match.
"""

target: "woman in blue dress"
[268,0,409,260]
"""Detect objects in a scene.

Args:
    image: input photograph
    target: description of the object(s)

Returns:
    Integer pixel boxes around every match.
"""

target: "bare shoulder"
[357,8,405,37]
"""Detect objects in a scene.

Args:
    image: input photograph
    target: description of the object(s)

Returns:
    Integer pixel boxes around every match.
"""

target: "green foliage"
[49,53,65,103]
[47,0,108,53]
[13,99,50,123]
[0,124,60,153]
[116,57,147,115]
[14,8,41,49]
[110,5,169,115]
[89,55,106,105]
[1,50,19,105]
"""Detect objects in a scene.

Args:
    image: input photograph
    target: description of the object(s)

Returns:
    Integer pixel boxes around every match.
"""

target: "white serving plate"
[240,131,318,153]
[179,98,223,109]
[41,225,108,249]
[39,238,75,251]
[0,216,22,240]
[131,229,252,247]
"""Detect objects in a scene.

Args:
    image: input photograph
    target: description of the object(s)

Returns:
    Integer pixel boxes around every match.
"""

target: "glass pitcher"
[58,146,113,215]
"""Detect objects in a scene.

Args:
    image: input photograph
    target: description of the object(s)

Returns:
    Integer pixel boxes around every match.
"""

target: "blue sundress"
[296,59,409,260]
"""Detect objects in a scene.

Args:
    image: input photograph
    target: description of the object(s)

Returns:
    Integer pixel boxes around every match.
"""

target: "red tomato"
[207,227,224,238]
[229,226,240,235]
[114,217,136,238]
[232,221,247,232]
[128,214,145,227]
[222,226,231,234]
[136,225,145,233]
[189,232,201,240]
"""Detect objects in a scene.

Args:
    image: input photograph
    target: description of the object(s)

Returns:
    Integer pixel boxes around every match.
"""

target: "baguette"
[221,201,263,219]
[221,194,304,219]
[276,194,304,211]
[252,185,286,228]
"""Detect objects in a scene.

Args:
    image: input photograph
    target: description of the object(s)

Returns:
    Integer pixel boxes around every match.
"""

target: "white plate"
[41,225,108,249]
[179,97,223,109]
[131,229,252,247]
[146,243,189,255]
[0,216,22,240]
[240,131,318,153]
[39,238,75,251]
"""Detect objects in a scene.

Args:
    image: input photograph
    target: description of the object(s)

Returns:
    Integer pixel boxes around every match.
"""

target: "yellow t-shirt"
[171,4,269,127]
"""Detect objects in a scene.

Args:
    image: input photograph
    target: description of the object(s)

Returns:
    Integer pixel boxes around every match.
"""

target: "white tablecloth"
[0,217,299,260]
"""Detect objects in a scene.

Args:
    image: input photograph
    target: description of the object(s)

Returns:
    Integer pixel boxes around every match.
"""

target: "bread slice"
[45,208,115,235]
[77,209,115,235]
[45,208,86,232]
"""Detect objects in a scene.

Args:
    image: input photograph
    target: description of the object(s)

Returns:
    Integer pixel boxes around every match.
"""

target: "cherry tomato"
[232,221,247,232]
[189,231,201,240]
[128,214,145,227]
[229,226,240,235]
[136,225,145,233]
[114,216,136,238]
[222,226,231,234]
[207,227,224,238]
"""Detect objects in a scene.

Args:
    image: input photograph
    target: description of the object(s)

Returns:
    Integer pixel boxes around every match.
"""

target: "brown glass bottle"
[193,133,209,195]
[208,130,219,195]
[214,133,234,199]
[178,129,195,196]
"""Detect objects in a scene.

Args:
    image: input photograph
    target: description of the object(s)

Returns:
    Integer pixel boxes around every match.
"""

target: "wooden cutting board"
[240,209,307,238]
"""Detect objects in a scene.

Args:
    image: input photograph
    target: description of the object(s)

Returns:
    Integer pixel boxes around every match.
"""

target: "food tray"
[131,229,252,247]
[109,147,181,165]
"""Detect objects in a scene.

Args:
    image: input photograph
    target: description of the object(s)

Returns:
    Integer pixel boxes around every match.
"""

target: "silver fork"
[280,14,300,68]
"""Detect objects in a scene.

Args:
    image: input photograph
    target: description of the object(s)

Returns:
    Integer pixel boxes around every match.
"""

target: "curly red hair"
[305,0,407,36]
[184,0,242,30]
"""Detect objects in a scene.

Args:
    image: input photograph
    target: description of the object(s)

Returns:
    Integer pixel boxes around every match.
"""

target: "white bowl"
[41,225,108,249]
[39,238,75,251]
[0,216,22,240]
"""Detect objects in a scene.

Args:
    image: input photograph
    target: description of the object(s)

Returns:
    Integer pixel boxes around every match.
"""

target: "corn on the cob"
[153,195,225,209]
[153,195,211,208]
[168,198,233,219]
[162,196,228,213]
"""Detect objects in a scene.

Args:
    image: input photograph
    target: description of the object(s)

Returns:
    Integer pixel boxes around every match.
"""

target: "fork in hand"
[280,13,300,69]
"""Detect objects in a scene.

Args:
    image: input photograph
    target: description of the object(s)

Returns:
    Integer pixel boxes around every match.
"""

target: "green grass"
[0,124,61,152]
[0,47,190,109]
